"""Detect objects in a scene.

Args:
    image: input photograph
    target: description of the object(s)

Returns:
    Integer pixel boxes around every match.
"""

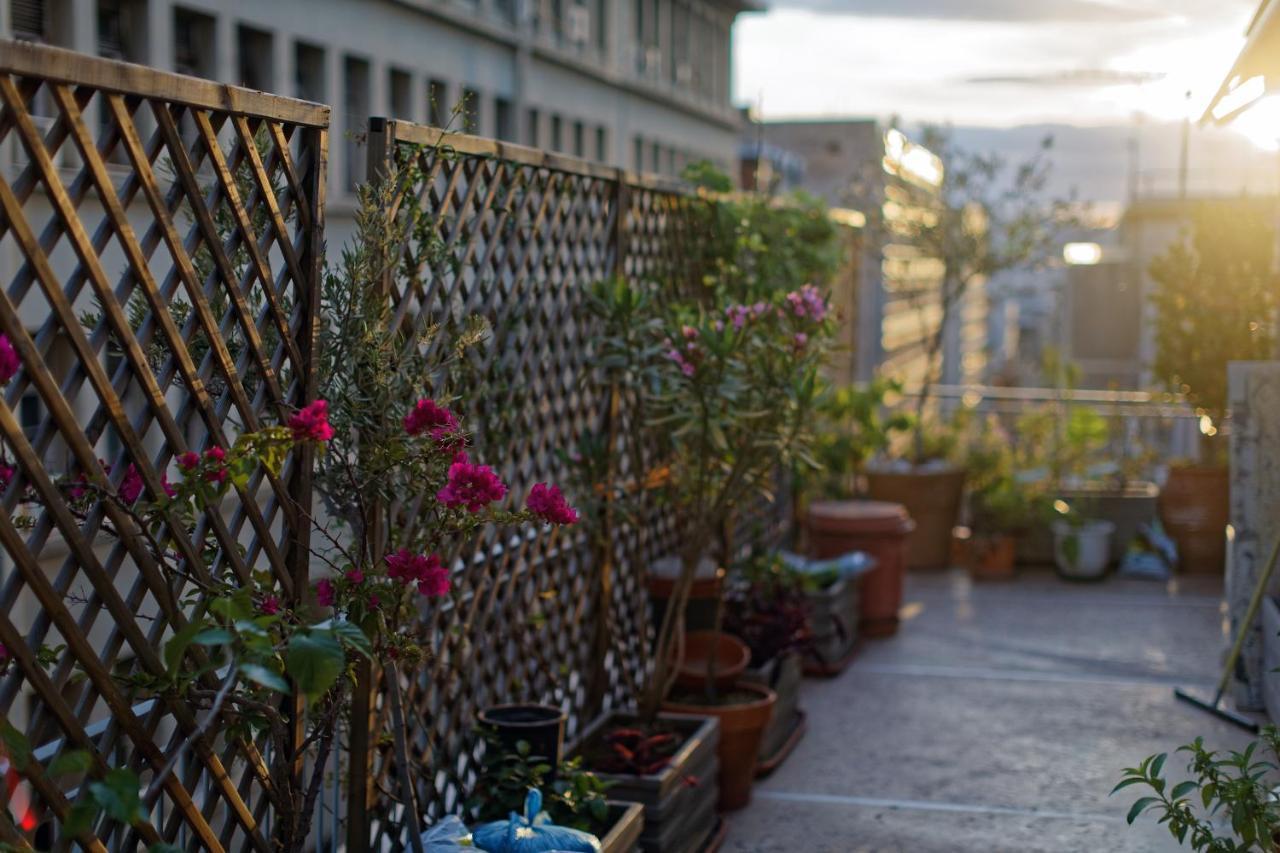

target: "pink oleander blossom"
[259,595,280,616]
[526,482,579,525]
[315,579,335,608]
[289,400,334,443]
[785,284,829,322]
[403,398,461,445]
[0,335,19,385]
[436,459,507,512]
[793,332,808,350]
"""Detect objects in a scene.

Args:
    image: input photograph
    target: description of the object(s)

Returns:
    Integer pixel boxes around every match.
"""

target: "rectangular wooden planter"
[572,712,720,853]
[740,651,804,772]
[599,801,646,853]
[804,576,860,673]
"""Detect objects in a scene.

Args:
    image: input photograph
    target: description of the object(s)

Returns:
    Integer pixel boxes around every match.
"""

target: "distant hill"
[912,121,1278,206]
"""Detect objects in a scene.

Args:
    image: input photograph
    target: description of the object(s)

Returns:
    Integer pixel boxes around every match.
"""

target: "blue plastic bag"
[471,790,601,853]
[421,815,473,852]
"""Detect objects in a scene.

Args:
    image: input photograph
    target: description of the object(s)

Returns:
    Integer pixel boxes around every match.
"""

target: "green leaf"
[318,618,372,659]
[1169,780,1198,800]
[1126,797,1158,825]
[0,718,31,771]
[149,844,185,853]
[1150,753,1167,779]
[48,749,92,777]
[239,662,289,693]
[285,631,346,700]
[193,628,233,646]
[88,767,143,824]
[163,620,207,672]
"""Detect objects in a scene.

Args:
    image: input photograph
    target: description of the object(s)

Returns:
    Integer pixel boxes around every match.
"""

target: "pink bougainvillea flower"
[0,642,8,661]
[346,567,365,584]
[526,482,579,525]
[0,335,19,385]
[288,400,334,443]
[436,459,507,512]
[417,565,451,598]
[369,593,381,608]
[315,579,335,608]
[160,471,176,498]
[0,464,15,492]
[176,451,200,471]
[259,595,280,616]
[386,549,418,584]
[203,446,228,484]
[119,464,144,504]
[403,398,461,445]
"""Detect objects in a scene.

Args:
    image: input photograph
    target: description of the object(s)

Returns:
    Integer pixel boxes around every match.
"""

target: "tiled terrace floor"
[724,569,1255,852]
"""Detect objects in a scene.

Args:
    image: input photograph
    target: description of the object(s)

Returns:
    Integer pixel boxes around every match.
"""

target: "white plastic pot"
[1051,519,1115,580]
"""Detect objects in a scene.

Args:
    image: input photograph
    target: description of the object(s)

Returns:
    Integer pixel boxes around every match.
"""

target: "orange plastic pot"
[866,467,965,570]
[674,631,750,691]
[807,500,914,637]
[970,535,1016,580]
[663,682,776,811]
[1158,465,1229,575]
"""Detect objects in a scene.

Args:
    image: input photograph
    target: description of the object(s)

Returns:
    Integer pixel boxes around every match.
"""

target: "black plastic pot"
[477,703,568,769]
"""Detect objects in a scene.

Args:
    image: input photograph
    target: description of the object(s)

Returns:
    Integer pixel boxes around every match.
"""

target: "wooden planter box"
[804,576,860,675]
[573,712,720,853]
[599,801,646,853]
[740,651,806,776]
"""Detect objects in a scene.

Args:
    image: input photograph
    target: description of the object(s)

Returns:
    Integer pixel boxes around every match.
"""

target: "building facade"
[755,119,989,389]
[3,0,750,217]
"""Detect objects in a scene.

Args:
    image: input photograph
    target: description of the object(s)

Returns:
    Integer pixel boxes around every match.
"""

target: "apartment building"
[755,119,989,389]
[3,0,752,243]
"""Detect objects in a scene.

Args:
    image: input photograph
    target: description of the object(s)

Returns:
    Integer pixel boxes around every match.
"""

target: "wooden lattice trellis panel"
[0,42,326,849]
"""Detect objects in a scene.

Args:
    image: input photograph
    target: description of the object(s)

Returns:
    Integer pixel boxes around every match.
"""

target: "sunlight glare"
[1230,94,1280,151]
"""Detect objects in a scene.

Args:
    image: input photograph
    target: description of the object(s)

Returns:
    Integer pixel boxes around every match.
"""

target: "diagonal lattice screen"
[0,43,326,850]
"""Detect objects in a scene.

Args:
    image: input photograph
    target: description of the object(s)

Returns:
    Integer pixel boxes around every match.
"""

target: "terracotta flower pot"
[866,467,966,570]
[675,631,751,691]
[1158,465,1229,575]
[807,500,914,637]
[663,682,777,811]
[648,563,725,632]
[970,535,1016,580]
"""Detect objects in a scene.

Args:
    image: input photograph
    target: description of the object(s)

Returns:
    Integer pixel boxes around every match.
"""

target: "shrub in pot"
[1148,203,1277,574]
[963,420,1053,580]
[723,553,812,773]
[1050,502,1114,581]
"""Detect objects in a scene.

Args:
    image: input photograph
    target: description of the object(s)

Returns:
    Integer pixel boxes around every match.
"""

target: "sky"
[733,0,1274,144]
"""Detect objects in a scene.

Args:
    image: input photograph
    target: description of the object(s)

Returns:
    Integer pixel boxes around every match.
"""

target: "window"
[173,7,216,79]
[495,97,514,141]
[11,0,47,41]
[98,0,146,61]
[651,141,661,174]
[294,41,326,103]
[572,120,584,157]
[633,135,643,171]
[594,0,607,53]
[460,88,480,134]
[389,68,413,120]
[595,126,607,163]
[344,56,371,191]
[525,108,540,148]
[236,24,274,91]
[550,115,563,152]
[428,79,448,127]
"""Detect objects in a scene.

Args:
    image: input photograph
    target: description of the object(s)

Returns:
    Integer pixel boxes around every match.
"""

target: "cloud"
[759,0,1169,23]
[965,69,1167,86]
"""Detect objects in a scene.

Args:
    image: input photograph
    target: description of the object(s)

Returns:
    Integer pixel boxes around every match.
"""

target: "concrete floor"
[723,569,1259,853]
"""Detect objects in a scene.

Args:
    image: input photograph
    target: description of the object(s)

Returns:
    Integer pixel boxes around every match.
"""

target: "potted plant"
[1148,203,1277,574]
[724,553,812,775]
[1114,727,1280,849]
[468,732,644,853]
[1050,500,1114,581]
[861,128,1073,571]
[963,417,1053,580]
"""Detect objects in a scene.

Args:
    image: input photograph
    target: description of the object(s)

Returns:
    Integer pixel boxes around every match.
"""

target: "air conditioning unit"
[566,5,591,44]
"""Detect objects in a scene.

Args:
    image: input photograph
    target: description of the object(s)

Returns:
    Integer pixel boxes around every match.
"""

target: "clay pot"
[1158,465,1229,575]
[866,467,965,570]
[807,500,914,637]
[648,564,725,632]
[477,703,568,768]
[663,682,776,811]
[970,535,1016,580]
[675,631,751,691]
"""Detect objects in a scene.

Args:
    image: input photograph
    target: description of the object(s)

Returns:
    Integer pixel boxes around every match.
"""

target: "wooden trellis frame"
[0,41,326,849]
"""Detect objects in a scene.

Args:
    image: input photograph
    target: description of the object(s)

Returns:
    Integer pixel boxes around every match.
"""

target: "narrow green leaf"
[1126,797,1158,825]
